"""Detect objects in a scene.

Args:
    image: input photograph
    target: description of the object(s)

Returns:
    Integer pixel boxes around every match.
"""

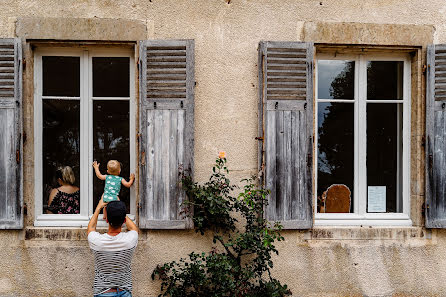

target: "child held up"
[92,160,135,220]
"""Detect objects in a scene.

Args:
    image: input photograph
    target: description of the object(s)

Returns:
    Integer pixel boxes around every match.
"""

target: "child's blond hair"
[107,160,121,175]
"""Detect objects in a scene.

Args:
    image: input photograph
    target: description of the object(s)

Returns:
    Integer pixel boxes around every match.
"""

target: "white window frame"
[34,47,136,227]
[314,52,412,226]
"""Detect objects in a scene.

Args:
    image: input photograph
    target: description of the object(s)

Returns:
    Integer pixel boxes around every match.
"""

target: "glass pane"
[367,103,403,213]
[93,57,130,97]
[317,60,355,100]
[93,100,130,213]
[42,99,80,214]
[317,102,354,213]
[367,61,403,100]
[43,56,80,97]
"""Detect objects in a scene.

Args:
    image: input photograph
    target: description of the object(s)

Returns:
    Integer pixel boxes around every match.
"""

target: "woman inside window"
[47,166,80,214]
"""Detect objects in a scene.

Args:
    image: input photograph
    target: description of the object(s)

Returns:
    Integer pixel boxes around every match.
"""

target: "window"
[315,52,411,225]
[34,48,136,227]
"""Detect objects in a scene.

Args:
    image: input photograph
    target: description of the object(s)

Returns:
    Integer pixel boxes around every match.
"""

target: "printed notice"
[367,186,386,213]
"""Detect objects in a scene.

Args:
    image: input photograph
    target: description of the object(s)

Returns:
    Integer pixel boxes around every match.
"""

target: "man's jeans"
[94,288,132,297]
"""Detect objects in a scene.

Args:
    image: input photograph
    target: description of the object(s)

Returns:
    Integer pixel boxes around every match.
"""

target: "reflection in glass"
[42,99,80,211]
[317,102,354,213]
[367,61,403,100]
[93,57,130,97]
[43,56,80,97]
[93,100,130,213]
[318,60,355,99]
[367,103,403,213]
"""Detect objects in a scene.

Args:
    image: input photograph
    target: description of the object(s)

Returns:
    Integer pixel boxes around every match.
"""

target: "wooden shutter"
[258,41,314,229]
[426,44,446,228]
[138,40,194,229]
[0,38,22,229]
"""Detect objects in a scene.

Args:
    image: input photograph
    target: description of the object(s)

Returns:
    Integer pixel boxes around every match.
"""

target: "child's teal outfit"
[103,175,123,202]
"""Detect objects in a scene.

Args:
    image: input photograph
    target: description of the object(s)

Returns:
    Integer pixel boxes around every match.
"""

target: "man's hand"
[96,197,108,211]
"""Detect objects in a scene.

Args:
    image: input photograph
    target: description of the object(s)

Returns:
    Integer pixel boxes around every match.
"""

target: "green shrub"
[152,157,291,297]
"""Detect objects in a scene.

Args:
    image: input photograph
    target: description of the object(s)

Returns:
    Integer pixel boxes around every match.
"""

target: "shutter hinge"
[137,133,141,143]
[255,137,264,141]
[423,64,427,74]
[421,135,426,148]
[154,102,157,109]
[22,58,26,70]
[23,203,27,215]
[429,154,433,170]
[16,149,20,164]
[23,132,27,145]
[137,202,141,210]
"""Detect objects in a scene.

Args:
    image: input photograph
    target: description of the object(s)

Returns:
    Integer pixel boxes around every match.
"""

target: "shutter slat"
[0,38,22,229]
[139,39,194,229]
[259,41,313,229]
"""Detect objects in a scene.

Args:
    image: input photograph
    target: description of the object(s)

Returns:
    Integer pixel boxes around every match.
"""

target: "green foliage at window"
[152,157,291,297]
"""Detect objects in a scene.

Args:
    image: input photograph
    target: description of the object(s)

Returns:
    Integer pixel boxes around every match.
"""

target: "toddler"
[92,160,135,219]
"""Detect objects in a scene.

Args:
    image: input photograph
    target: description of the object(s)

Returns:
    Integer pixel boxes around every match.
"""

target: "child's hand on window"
[92,161,100,169]
[130,173,135,180]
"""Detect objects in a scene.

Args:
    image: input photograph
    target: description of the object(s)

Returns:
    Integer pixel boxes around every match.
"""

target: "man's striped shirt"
[88,230,138,295]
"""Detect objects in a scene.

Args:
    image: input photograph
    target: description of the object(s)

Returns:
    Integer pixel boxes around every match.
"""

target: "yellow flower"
[218,151,226,159]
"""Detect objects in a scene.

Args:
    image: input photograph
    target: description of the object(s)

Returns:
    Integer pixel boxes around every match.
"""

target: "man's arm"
[125,215,139,232]
[87,197,107,235]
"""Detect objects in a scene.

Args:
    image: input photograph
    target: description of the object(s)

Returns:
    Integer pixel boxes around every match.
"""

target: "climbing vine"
[152,155,291,297]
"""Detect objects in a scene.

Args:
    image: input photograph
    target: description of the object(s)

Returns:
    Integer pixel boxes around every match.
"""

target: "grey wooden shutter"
[0,38,22,229]
[138,40,194,229]
[426,44,446,228]
[258,41,314,229]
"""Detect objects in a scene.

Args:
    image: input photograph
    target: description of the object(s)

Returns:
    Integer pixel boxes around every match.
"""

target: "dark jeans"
[94,288,132,297]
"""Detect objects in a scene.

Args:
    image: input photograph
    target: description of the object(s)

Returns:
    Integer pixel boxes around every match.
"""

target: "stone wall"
[1,1,446,296]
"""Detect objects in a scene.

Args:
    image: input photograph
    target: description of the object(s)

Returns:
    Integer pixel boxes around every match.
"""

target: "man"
[87,198,139,297]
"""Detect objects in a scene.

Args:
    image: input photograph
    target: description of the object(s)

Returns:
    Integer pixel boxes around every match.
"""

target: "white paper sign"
[368,186,386,213]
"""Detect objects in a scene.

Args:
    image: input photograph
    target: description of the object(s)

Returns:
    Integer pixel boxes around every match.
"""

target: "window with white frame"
[34,48,136,227]
[315,52,411,225]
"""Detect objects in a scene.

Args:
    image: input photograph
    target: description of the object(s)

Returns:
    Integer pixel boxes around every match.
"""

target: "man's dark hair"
[106,201,127,228]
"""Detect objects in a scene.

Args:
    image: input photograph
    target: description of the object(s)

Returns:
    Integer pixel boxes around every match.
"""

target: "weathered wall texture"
[1,0,446,296]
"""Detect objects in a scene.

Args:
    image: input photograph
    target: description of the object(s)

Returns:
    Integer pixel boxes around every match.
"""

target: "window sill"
[315,213,412,226]
[34,214,135,228]
[303,226,430,241]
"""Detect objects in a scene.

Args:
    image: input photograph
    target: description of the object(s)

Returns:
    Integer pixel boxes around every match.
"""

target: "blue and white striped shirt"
[88,230,138,295]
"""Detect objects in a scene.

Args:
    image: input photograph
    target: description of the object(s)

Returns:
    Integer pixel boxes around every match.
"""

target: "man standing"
[87,198,139,297]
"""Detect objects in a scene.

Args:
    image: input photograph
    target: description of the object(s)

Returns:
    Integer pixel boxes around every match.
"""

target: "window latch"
[154,102,157,109]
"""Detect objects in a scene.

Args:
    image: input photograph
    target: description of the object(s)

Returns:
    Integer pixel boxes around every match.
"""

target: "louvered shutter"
[258,41,314,229]
[138,40,194,229]
[426,44,446,228]
[0,38,23,229]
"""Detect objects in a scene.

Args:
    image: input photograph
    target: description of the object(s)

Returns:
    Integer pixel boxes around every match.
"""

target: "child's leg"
[101,194,107,220]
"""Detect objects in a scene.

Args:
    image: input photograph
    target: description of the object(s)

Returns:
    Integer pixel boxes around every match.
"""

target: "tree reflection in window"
[317,61,355,213]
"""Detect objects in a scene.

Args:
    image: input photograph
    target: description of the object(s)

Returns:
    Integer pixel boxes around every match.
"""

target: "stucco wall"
[2,0,446,296]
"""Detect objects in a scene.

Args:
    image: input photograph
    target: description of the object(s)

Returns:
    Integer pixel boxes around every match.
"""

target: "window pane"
[42,99,80,213]
[93,57,130,97]
[43,56,80,97]
[93,100,130,213]
[317,60,355,100]
[367,103,403,213]
[367,61,403,100]
[317,102,354,213]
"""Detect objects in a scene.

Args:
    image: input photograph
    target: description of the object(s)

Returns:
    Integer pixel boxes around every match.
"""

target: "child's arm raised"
[121,173,135,188]
[92,161,106,181]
